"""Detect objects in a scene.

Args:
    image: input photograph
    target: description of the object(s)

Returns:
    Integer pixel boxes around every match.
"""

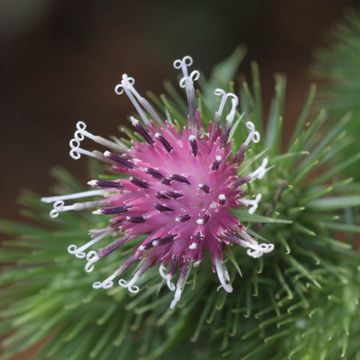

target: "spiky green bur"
[314,10,360,180]
[1,50,359,360]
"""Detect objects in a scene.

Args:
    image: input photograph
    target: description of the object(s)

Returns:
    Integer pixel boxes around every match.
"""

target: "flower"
[42,56,274,308]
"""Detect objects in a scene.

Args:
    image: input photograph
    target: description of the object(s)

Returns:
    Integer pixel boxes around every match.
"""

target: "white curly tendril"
[173,55,200,90]
[114,74,162,126]
[214,89,239,127]
[118,277,140,294]
[49,200,64,218]
[170,265,192,309]
[68,121,120,161]
[244,121,260,146]
[48,198,108,218]
[92,271,118,289]
[245,242,275,258]
[235,230,275,259]
[69,121,127,161]
[241,193,262,214]
[67,230,110,260]
[118,264,150,294]
[159,264,175,291]
[84,251,100,273]
[250,157,270,180]
[215,258,233,293]
[173,56,200,125]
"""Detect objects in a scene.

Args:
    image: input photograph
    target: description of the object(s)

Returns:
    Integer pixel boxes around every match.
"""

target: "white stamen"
[152,240,159,247]
[159,265,175,291]
[215,259,233,293]
[49,200,64,218]
[68,122,125,161]
[41,189,110,204]
[175,217,181,223]
[166,277,176,291]
[216,155,222,161]
[173,56,199,126]
[173,56,200,93]
[196,218,204,225]
[241,193,262,214]
[218,194,226,201]
[130,117,140,126]
[244,121,260,146]
[48,199,108,218]
[225,97,238,130]
[139,245,145,251]
[118,264,147,294]
[249,157,270,180]
[69,138,105,161]
[72,121,127,153]
[189,134,196,142]
[92,209,102,215]
[84,251,100,272]
[87,180,97,187]
[242,241,275,258]
[67,244,87,259]
[170,265,192,309]
[189,242,197,250]
[214,89,238,123]
[159,264,167,279]
[114,74,161,125]
[67,230,110,259]
[92,259,134,289]
[236,229,275,258]
[92,270,118,289]
[170,286,183,310]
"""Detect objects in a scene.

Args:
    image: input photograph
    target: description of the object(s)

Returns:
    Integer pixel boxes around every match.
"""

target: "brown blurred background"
[1,0,359,226]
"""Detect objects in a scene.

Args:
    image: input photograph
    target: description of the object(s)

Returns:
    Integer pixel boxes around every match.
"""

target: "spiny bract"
[42,56,274,308]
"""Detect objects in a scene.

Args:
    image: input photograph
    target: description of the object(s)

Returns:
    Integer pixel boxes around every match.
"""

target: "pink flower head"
[42,56,274,308]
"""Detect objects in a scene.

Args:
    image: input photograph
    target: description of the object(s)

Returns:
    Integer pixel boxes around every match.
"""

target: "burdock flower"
[42,56,274,308]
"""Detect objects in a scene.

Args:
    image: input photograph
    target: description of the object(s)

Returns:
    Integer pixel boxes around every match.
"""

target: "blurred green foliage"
[314,10,360,180]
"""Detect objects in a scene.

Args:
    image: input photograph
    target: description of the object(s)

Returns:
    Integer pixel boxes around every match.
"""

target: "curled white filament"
[118,273,141,294]
[114,74,161,125]
[246,242,275,258]
[92,273,116,289]
[67,244,86,259]
[241,193,262,214]
[214,89,238,124]
[250,157,270,180]
[215,259,233,293]
[173,56,199,126]
[84,251,100,273]
[159,264,175,291]
[49,200,64,218]
[173,56,200,89]
[244,121,260,146]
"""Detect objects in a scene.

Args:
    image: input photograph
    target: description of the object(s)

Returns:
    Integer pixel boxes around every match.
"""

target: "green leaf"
[322,222,360,233]
[288,83,317,147]
[265,75,286,154]
[308,196,360,210]
[231,209,292,224]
